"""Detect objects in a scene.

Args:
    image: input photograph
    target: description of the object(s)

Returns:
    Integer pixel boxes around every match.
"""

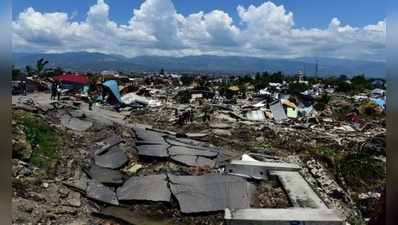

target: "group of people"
[50,82,62,101]
[176,109,194,125]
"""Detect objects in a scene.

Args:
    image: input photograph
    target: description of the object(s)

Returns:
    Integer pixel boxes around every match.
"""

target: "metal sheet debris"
[270,101,287,121]
[116,174,171,202]
[169,175,255,213]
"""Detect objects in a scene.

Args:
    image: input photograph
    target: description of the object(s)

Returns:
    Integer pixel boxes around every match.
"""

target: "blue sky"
[12,0,386,60]
[13,0,385,28]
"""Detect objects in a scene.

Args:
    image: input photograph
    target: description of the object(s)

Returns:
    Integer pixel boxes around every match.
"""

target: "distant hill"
[13,52,385,77]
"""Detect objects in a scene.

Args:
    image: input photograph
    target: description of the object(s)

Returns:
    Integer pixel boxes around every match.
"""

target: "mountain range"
[13,52,385,77]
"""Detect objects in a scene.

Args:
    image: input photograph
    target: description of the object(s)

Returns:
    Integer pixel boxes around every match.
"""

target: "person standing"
[21,81,27,96]
[57,82,62,100]
[50,82,57,100]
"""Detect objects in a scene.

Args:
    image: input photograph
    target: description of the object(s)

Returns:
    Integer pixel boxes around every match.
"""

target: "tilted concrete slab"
[60,114,93,132]
[271,171,327,208]
[171,155,216,167]
[94,146,128,169]
[87,180,119,205]
[134,127,166,144]
[224,208,343,225]
[116,174,171,202]
[169,146,218,158]
[136,144,169,158]
[88,164,124,185]
[169,174,255,213]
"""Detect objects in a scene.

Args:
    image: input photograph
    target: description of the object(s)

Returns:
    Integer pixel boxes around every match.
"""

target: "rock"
[66,191,81,207]
[12,132,32,161]
[125,163,143,175]
[67,219,89,225]
[15,198,35,213]
[42,182,49,188]
[212,129,232,136]
[52,206,78,215]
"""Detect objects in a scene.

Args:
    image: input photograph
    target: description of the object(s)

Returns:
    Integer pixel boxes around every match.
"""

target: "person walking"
[88,93,96,111]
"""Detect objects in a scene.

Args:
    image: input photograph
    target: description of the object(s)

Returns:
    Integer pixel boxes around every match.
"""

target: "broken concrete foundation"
[226,160,300,180]
[224,208,343,225]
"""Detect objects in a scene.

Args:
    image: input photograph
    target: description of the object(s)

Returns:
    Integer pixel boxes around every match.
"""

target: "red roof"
[53,73,89,85]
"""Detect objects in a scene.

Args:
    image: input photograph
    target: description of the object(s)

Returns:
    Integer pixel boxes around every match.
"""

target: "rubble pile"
[12,70,385,225]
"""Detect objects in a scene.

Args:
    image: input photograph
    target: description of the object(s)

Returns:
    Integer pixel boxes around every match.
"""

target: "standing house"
[53,73,89,95]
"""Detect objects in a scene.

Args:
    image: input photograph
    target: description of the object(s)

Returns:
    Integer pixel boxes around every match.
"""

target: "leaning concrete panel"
[224,208,343,225]
[169,175,254,213]
[271,171,327,208]
[116,174,171,202]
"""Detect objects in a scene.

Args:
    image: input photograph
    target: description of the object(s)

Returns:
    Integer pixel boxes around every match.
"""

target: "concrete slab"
[231,160,300,170]
[271,171,327,208]
[95,135,123,155]
[88,165,124,185]
[169,175,255,213]
[226,160,300,180]
[225,164,269,180]
[224,208,343,225]
[94,146,128,169]
[99,206,173,225]
[117,174,171,202]
[87,180,119,205]
[136,144,169,158]
[171,155,216,167]
[169,146,218,158]
[134,128,166,144]
[61,114,93,132]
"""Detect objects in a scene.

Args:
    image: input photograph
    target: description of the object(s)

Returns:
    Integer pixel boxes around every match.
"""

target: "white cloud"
[12,0,385,60]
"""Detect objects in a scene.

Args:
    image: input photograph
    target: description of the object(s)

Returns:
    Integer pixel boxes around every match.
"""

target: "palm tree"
[36,58,49,77]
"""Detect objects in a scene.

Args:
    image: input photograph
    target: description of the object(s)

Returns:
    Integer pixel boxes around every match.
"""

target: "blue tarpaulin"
[370,98,385,109]
[103,80,122,103]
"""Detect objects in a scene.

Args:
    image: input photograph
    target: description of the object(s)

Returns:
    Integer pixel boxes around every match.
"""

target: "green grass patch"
[14,111,61,176]
[338,152,386,193]
[304,146,385,193]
